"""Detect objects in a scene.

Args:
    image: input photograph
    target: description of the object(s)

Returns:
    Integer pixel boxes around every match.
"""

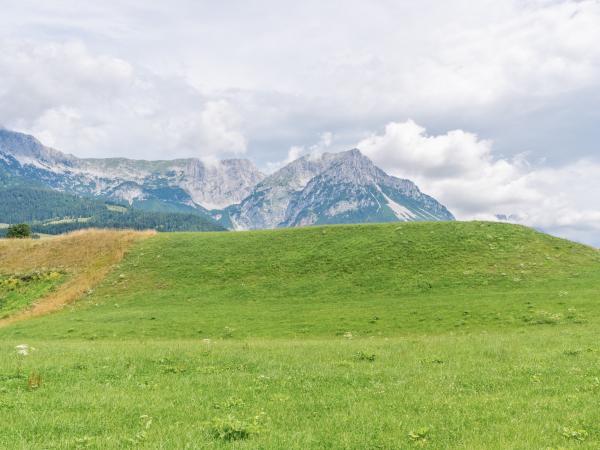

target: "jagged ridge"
[0,128,454,230]
[0,128,264,211]
[224,149,453,229]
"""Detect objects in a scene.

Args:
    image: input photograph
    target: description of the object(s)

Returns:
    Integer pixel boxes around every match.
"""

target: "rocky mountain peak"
[0,128,454,229]
[226,147,454,230]
[0,128,264,210]
[0,129,74,166]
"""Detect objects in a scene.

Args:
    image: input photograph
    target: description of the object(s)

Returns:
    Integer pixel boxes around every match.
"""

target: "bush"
[7,223,32,239]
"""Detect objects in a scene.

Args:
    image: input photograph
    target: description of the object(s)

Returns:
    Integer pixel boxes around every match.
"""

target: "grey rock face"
[0,128,264,210]
[1,128,454,228]
[226,149,454,229]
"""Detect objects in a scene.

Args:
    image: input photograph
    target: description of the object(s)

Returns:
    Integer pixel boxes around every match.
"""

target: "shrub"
[354,351,376,362]
[6,223,32,239]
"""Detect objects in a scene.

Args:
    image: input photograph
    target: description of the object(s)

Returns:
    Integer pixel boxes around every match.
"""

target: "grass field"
[1,222,600,448]
[0,271,65,319]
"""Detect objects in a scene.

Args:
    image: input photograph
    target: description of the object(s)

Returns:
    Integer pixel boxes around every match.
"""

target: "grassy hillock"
[1,222,600,448]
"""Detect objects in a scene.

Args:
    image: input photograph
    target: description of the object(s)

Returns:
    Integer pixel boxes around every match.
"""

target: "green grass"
[0,272,65,319]
[1,222,600,448]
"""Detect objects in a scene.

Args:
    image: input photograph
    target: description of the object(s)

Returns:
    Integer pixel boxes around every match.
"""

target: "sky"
[1,0,600,245]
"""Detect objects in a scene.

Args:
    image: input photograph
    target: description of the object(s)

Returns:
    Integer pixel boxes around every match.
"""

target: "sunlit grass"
[0,271,65,319]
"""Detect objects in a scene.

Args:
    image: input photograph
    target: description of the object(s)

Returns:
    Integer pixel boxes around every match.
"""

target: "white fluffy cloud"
[0,40,247,160]
[358,120,600,246]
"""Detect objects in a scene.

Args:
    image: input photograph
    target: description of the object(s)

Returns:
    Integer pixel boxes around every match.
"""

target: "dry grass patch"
[0,229,154,325]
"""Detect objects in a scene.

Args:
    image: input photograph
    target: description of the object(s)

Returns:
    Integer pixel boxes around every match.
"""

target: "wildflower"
[222,326,234,338]
[15,344,31,356]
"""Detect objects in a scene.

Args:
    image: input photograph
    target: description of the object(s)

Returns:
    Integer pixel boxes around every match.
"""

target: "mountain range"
[0,128,454,232]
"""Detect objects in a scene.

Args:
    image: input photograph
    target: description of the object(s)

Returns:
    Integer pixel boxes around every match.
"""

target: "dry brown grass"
[0,229,155,326]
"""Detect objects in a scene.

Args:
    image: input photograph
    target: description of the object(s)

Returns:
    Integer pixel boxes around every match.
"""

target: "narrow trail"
[0,229,154,327]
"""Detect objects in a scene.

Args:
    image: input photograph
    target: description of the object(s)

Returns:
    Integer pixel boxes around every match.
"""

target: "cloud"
[3,1,600,165]
[0,39,247,160]
[233,0,600,122]
[358,120,600,246]
[265,131,335,173]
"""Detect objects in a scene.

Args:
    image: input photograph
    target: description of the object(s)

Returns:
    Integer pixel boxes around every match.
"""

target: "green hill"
[1,222,600,448]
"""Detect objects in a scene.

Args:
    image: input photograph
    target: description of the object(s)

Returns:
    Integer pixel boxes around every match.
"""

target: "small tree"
[6,223,32,239]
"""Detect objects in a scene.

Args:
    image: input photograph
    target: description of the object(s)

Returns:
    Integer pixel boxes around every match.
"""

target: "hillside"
[2,221,598,338]
[0,186,226,234]
[0,186,110,223]
[0,229,151,324]
[223,149,454,229]
[1,222,600,448]
[0,128,264,211]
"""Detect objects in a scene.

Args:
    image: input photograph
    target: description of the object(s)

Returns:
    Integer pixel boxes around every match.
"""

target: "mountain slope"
[1,128,454,230]
[0,187,109,223]
[225,149,454,229]
[0,186,225,234]
[224,152,337,229]
[0,128,264,211]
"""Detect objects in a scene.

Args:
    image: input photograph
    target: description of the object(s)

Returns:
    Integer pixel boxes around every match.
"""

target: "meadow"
[1,222,600,449]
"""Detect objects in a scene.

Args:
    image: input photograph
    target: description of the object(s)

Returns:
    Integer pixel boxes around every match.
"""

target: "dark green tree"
[6,223,32,239]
